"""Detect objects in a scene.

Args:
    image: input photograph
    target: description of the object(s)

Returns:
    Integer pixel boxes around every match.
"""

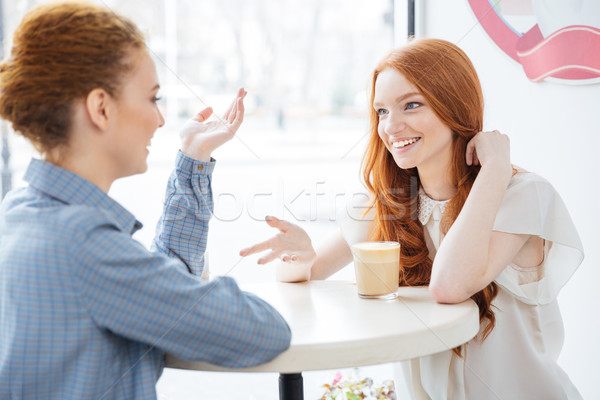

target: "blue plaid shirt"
[0,151,291,399]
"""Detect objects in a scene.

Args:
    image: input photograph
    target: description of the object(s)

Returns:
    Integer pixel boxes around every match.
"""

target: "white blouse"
[338,172,584,399]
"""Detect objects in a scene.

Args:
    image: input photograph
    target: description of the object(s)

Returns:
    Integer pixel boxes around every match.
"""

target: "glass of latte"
[351,241,400,300]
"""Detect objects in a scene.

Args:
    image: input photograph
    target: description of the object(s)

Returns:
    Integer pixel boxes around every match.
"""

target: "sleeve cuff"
[175,151,216,178]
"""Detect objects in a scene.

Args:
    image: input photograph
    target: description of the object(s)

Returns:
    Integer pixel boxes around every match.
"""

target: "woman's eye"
[405,102,421,110]
[376,108,388,117]
[152,96,162,103]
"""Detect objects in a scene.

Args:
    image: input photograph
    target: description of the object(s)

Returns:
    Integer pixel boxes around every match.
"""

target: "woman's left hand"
[466,130,512,178]
[179,88,247,162]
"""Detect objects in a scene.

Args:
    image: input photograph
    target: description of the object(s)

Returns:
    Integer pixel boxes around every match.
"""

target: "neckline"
[418,186,449,225]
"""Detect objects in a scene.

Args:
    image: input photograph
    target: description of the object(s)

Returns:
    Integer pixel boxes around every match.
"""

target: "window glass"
[2,0,394,277]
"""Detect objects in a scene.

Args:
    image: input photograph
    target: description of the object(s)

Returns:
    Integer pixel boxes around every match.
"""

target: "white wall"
[420,1,600,398]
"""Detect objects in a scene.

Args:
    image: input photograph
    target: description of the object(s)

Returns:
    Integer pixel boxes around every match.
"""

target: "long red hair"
[362,38,498,343]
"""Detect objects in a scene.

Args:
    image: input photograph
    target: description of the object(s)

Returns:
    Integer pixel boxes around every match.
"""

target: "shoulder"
[2,186,107,229]
[1,186,48,213]
[493,168,577,242]
[504,169,557,203]
[509,168,552,188]
[1,189,125,275]
[5,186,120,244]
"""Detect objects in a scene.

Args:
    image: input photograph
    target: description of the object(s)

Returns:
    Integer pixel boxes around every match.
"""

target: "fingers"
[222,97,236,122]
[239,238,277,257]
[259,251,299,265]
[257,251,281,265]
[466,130,510,168]
[230,96,245,129]
[465,137,477,166]
[223,88,247,122]
[240,246,294,265]
[194,107,213,123]
[239,216,292,258]
[265,215,291,233]
[280,254,299,263]
[194,89,246,126]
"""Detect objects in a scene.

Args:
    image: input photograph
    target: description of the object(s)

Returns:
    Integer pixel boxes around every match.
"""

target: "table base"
[279,373,303,400]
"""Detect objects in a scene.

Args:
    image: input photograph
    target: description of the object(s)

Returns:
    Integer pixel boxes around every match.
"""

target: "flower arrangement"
[319,371,396,400]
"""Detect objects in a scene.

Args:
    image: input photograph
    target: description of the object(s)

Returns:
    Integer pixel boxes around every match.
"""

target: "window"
[2,0,395,279]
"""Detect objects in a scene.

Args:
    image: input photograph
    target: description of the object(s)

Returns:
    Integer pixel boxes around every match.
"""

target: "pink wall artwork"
[468,0,600,84]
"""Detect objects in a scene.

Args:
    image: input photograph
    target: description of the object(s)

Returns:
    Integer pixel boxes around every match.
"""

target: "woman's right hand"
[465,130,512,181]
[239,216,317,267]
[179,88,246,162]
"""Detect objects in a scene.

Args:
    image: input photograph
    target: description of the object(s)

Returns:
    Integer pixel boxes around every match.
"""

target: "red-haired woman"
[241,38,584,399]
[0,2,290,399]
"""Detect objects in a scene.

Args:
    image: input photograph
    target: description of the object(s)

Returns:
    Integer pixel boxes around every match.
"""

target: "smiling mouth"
[391,137,420,148]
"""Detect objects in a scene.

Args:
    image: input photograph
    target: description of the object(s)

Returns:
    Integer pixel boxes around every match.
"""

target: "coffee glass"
[351,241,400,299]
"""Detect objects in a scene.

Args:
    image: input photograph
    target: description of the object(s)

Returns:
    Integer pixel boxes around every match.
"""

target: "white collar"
[418,186,449,225]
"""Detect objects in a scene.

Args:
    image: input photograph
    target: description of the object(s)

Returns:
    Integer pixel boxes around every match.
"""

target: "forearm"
[163,276,291,367]
[309,236,353,280]
[431,165,511,301]
[76,228,291,367]
[152,151,215,275]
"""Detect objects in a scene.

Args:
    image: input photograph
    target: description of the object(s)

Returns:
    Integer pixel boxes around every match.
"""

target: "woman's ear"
[85,88,112,131]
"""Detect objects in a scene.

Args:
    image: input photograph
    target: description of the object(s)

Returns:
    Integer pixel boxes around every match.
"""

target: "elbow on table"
[238,320,292,368]
[268,321,292,357]
[428,281,470,304]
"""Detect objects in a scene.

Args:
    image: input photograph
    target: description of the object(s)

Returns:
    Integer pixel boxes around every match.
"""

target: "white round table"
[166,280,479,399]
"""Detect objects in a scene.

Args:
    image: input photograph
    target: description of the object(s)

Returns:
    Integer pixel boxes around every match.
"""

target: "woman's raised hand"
[466,130,513,179]
[179,88,246,162]
[239,216,317,266]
